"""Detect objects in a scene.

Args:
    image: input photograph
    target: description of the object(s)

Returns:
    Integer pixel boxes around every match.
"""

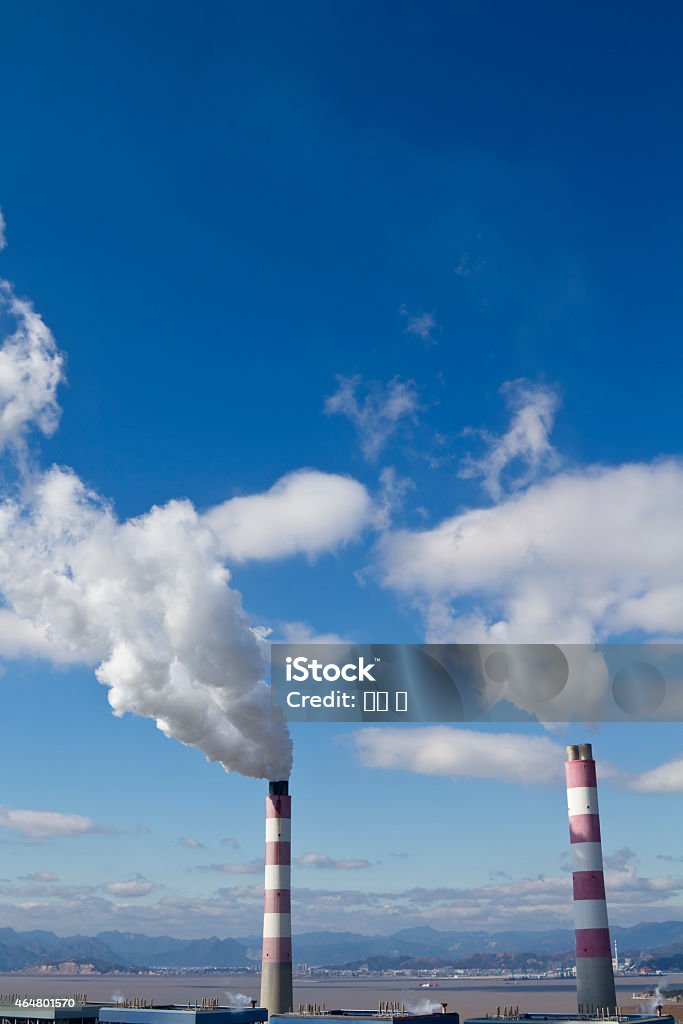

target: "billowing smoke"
[404,1000,444,1015]
[639,985,666,1016]
[223,993,252,1008]
[0,273,295,779]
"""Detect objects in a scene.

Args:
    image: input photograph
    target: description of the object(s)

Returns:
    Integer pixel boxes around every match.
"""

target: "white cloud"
[21,871,60,882]
[196,860,263,875]
[0,279,64,452]
[204,469,372,562]
[629,756,683,794]
[0,805,104,839]
[0,864,681,935]
[380,460,683,644]
[102,878,156,898]
[277,621,349,645]
[325,375,419,461]
[353,726,566,785]
[399,306,438,344]
[0,209,6,251]
[295,852,372,870]
[375,466,415,530]
[460,379,560,500]
[179,836,205,849]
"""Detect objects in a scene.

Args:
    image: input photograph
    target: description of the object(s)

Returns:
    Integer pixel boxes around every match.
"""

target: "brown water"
[1,975,682,1021]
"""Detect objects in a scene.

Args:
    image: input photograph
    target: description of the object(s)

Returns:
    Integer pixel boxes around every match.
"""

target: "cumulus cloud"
[353,726,566,785]
[179,836,205,849]
[399,306,438,345]
[0,805,105,839]
[102,878,156,898]
[204,469,372,562]
[459,379,560,500]
[380,460,683,645]
[0,278,64,453]
[295,852,372,870]
[325,375,419,461]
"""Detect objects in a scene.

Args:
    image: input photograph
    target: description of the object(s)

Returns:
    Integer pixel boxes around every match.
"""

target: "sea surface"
[1,975,682,1020]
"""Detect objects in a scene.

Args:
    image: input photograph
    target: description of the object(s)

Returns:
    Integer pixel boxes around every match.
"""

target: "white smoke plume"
[0,256,303,780]
[404,1000,444,1015]
[223,993,252,1008]
[639,985,665,1015]
[0,465,293,779]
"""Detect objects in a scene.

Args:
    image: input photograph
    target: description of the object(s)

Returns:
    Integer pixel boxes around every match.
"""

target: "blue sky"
[2,1,683,939]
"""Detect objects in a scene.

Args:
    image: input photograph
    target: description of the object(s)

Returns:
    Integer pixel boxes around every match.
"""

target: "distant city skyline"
[2,1,683,939]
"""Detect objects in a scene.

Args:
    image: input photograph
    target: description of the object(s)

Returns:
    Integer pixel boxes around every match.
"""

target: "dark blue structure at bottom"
[100,1010,267,1024]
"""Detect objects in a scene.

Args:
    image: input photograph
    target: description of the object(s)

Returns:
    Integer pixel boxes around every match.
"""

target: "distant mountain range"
[3,922,683,973]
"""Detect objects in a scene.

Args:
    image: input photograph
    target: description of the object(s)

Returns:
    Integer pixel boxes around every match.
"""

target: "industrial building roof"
[270,1012,460,1024]
[99,1008,267,1024]
[0,1003,103,1022]
[464,1016,675,1024]
[0,1005,267,1024]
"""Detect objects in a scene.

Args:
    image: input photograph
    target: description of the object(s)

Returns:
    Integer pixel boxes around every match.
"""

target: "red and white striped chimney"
[565,743,617,1015]
[260,780,293,1016]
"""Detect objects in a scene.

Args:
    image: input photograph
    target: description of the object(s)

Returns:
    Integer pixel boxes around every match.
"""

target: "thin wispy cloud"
[325,374,420,461]
[459,379,561,500]
[0,208,6,251]
[195,860,263,875]
[277,621,349,645]
[399,306,439,345]
[295,852,373,870]
[179,836,205,849]
[0,277,64,453]
[453,251,485,278]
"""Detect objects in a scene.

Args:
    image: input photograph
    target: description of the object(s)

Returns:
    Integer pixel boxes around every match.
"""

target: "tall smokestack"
[565,743,617,1015]
[260,780,293,1016]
